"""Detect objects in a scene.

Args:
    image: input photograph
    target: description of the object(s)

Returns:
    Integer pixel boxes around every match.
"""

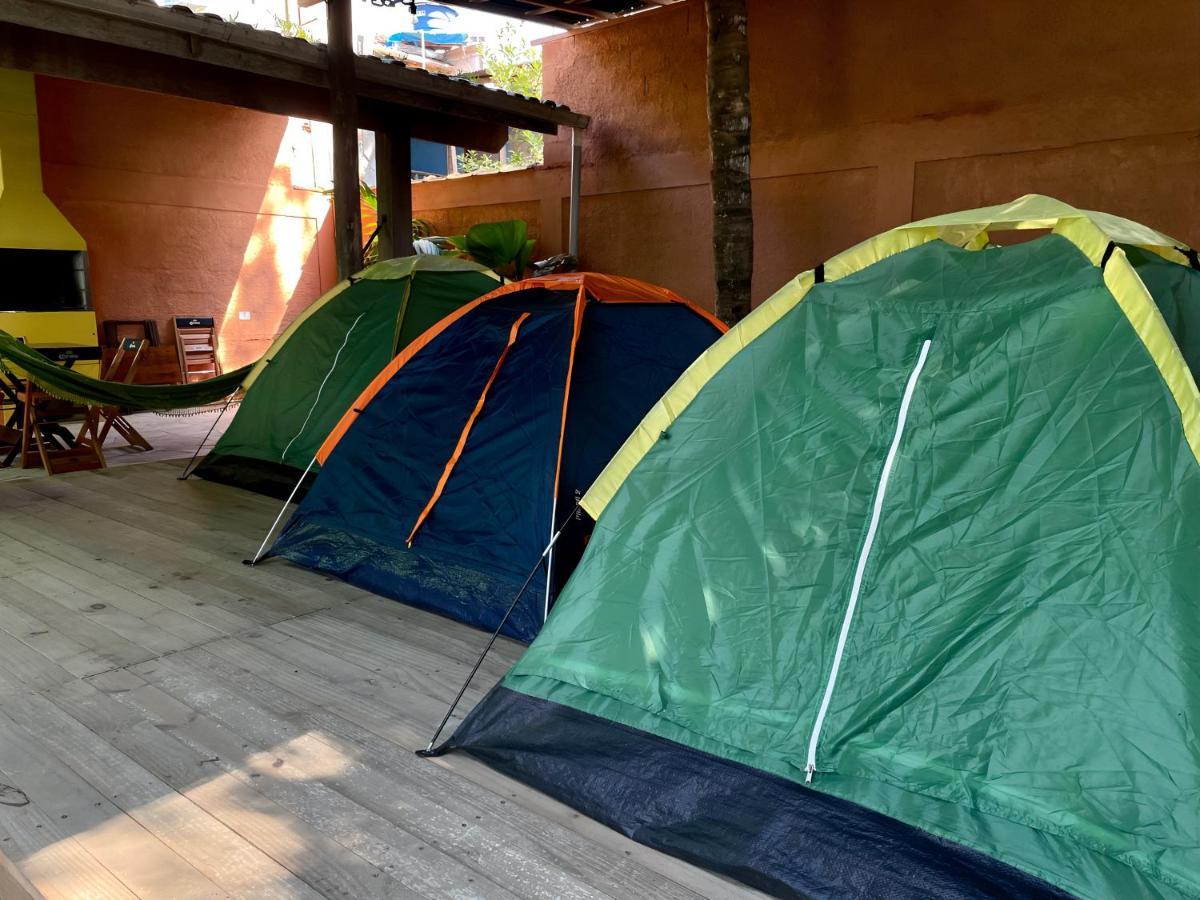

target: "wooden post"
[705,0,752,325]
[327,0,362,279]
[376,127,414,260]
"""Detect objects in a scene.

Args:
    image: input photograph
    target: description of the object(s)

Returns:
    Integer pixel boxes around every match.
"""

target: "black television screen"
[0,249,89,312]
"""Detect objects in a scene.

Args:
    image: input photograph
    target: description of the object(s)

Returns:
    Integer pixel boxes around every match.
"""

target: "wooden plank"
[21,472,356,606]
[183,641,739,900]
[5,568,196,658]
[0,626,74,693]
[0,511,266,636]
[0,578,131,678]
[147,648,674,900]
[234,627,458,729]
[96,664,519,900]
[0,676,322,900]
[0,707,228,899]
[0,839,44,900]
[0,793,136,900]
[269,614,500,708]
[14,537,231,649]
[0,513,278,633]
[325,596,524,671]
[16,483,339,616]
[41,679,411,900]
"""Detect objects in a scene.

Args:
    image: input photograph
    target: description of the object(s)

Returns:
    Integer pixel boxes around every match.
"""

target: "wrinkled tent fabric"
[195,255,499,499]
[442,197,1200,899]
[266,273,725,642]
[0,330,250,408]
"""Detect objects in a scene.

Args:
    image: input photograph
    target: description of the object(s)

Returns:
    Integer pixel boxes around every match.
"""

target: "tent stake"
[244,456,318,566]
[177,394,235,480]
[417,502,580,757]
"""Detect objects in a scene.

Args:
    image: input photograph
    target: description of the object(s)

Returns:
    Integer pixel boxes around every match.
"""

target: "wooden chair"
[82,337,153,452]
[17,382,106,474]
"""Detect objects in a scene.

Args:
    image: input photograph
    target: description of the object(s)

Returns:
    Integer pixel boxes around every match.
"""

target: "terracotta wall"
[36,77,336,375]
[412,0,1200,311]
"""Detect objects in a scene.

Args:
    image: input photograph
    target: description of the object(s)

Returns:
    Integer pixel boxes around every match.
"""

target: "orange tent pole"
[405,312,531,548]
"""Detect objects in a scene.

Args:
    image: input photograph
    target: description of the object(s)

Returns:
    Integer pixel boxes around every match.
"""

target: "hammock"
[0,330,250,411]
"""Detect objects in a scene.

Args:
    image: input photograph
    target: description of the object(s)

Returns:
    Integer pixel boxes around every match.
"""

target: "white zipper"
[804,338,932,783]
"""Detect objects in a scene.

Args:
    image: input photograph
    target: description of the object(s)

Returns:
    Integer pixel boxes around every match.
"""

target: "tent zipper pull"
[804,763,815,784]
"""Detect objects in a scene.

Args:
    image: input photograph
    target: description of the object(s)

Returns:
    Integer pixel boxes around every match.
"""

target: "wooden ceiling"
[0,0,589,152]
[445,0,685,30]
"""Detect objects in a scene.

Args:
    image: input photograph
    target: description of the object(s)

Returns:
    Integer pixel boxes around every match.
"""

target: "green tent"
[440,196,1200,899]
[195,255,499,498]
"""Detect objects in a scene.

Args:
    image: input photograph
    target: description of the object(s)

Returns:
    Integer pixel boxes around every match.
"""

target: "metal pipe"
[568,127,582,259]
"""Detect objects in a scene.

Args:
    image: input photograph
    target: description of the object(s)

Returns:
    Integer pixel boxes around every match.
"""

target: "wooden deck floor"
[0,462,764,900]
[0,409,227,485]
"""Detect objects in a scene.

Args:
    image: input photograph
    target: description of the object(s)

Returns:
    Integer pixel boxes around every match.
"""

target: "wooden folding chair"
[18,382,106,474]
[83,337,153,451]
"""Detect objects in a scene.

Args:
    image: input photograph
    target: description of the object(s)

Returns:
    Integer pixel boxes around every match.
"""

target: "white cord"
[279,312,366,465]
[249,455,318,565]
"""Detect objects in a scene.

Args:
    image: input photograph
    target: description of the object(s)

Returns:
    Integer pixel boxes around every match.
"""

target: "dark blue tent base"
[195,453,317,502]
[441,687,1073,900]
[269,519,542,640]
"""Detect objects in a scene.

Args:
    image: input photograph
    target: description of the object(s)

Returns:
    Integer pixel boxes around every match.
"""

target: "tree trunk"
[705,0,752,325]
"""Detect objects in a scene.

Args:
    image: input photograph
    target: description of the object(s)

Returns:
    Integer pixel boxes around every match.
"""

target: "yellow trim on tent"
[581,195,1200,517]
[582,270,814,517]
[238,256,501,393]
[1103,248,1200,465]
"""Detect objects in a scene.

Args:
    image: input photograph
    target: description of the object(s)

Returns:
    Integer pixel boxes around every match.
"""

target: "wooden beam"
[0,24,511,149]
[327,0,362,281]
[518,2,613,21]
[375,128,414,261]
[0,0,589,133]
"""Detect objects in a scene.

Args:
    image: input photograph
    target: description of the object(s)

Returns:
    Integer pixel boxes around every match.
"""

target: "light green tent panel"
[446,199,1200,899]
[195,255,498,498]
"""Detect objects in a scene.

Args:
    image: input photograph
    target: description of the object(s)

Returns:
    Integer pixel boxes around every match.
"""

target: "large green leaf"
[465,220,530,274]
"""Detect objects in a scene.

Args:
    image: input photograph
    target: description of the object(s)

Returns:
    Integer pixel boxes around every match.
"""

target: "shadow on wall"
[36,77,335,374]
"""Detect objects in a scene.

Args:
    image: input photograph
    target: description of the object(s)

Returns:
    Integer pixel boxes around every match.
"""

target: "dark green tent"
[195,256,499,498]
[439,197,1200,899]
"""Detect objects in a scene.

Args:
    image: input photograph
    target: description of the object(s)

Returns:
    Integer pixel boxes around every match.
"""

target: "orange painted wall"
[412,0,1200,311]
[36,76,337,374]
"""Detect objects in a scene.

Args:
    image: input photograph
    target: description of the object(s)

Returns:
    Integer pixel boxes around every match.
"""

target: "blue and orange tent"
[265,273,726,640]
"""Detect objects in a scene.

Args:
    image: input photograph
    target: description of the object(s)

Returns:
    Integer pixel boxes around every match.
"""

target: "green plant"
[442,220,536,280]
[358,182,441,262]
[458,25,544,174]
[274,14,314,41]
[412,218,434,241]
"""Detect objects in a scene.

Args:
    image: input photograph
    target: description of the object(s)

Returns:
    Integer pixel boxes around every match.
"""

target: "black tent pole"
[178,394,236,480]
[417,500,581,757]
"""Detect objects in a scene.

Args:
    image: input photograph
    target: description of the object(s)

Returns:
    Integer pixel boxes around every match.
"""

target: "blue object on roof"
[388,31,470,45]
[411,138,448,176]
[388,1,468,45]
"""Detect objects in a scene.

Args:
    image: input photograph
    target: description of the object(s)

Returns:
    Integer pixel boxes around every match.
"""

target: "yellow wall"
[0,70,86,251]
